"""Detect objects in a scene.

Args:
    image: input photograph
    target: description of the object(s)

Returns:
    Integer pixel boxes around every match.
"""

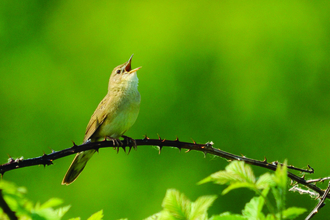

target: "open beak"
[125,54,142,74]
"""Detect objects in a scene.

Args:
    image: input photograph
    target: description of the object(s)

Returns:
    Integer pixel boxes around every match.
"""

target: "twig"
[306,177,330,184]
[0,137,327,200]
[289,186,319,198]
[305,181,330,220]
[0,189,18,220]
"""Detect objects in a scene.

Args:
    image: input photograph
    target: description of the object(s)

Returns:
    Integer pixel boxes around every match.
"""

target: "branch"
[305,181,330,220]
[0,136,328,200]
[0,189,18,220]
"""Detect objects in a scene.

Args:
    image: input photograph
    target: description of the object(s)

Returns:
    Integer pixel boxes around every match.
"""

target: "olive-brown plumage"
[62,55,141,185]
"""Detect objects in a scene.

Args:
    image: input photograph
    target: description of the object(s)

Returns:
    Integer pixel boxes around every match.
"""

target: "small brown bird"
[62,55,141,185]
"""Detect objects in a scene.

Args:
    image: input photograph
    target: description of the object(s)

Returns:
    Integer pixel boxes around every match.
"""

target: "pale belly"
[94,101,140,139]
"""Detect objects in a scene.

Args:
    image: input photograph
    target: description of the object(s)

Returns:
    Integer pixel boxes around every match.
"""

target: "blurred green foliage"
[0,0,329,219]
[0,162,306,220]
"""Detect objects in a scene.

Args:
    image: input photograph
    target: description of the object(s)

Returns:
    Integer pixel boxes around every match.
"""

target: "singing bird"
[62,55,141,185]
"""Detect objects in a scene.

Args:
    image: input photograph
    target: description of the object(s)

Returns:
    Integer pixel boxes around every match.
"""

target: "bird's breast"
[96,89,140,139]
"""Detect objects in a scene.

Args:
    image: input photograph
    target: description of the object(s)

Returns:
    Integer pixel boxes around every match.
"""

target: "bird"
[62,54,141,185]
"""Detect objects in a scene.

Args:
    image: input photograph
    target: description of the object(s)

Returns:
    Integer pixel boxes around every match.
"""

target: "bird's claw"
[122,135,137,154]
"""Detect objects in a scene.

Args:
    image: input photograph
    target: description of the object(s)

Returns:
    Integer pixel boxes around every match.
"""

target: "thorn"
[121,146,127,153]
[128,146,132,154]
[175,136,179,142]
[95,148,99,153]
[0,172,3,178]
[203,151,207,158]
[263,157,267,163]
[158,146,162,154]
[190,138,196,144]
[43,151,46,156]
[103,136,107,141]
[116,147,120,154]
[178,147,181,152]
[71,140,78,147]
[290,179,293,185]
[301,174,306,179]
[185,149,191,153]
[161,139,166,142]
[157,133,161,140]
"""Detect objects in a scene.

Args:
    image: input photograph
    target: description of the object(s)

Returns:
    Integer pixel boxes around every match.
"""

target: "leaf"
[273,160,288,190]
[222,182,257,195]
[190,195,217,220]
[242,196,265,220]
[68,218,81,220]
[264,214,276,220]
[143,213,162,220]
[211,212,247,220]
[54,205,71,218]
[39,198,63,210]
[162,189,191,220]
[256,173,273,190]
[88,210,104,220]
[199,161,256,186]
[271,160,288,215]
[281,207,307,219]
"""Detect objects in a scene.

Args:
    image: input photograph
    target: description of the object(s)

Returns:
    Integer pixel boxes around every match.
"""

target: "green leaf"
[39,198,64,210]
[189,195,217,220]
[222,182,257,195]
[273,160,288,190]
[87,210,104,220]
[54,205,71,218]
[199,161,256,186]
[162,189,191,219]
[68,218,81,220]
[265,214,276,220]
[282,207,307,219]
[143,213,162,220]
[211,212,247,220]
[256,173,273,190]
[271,160,288,215]
[242,196,265,220]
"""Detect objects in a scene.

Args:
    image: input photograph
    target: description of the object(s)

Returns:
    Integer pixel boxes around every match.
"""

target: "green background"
[1,0,329,219]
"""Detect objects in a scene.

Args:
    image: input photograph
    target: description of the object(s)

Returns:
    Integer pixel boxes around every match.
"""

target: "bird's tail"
[61,149,95,185]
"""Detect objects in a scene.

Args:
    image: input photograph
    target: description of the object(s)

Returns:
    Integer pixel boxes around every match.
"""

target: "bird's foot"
[122,135,137,154]
[105,137,123,153]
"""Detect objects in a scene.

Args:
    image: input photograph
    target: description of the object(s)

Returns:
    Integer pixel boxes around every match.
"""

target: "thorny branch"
[0,136,329,218]
[305,182,330,220]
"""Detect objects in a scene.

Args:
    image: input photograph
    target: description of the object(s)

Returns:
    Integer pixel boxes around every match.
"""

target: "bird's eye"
[116,69,121,74]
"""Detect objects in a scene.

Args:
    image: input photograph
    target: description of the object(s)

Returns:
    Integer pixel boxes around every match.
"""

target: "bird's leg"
[105,136,123,153]
[122,135,137,154]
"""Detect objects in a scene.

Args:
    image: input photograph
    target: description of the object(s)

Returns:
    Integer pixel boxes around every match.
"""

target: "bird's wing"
[83,96,110,142]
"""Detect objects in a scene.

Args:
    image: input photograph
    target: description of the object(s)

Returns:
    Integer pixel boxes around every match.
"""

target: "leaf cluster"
[0,161,307,220]
[0,181,102,220]
[146,160,306,220]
